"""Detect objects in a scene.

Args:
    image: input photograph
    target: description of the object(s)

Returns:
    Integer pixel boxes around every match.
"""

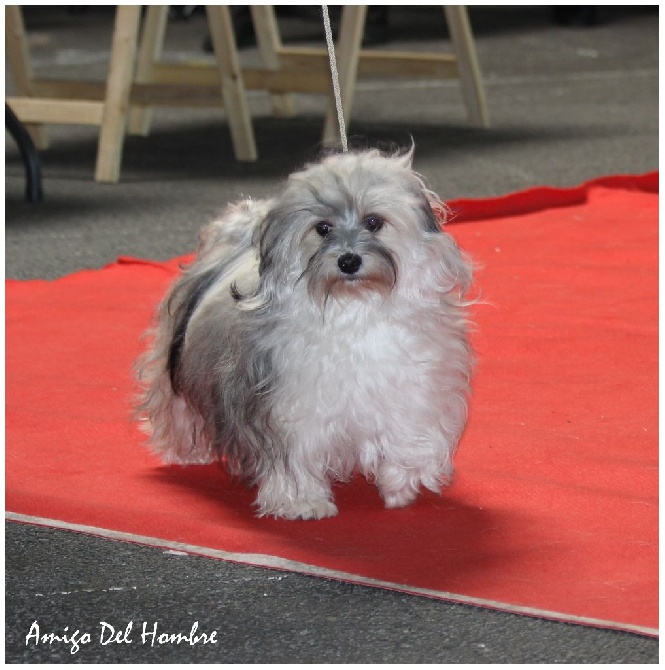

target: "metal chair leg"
[6,103,43,203]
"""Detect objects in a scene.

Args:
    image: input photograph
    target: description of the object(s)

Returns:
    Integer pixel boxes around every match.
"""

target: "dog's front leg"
[254,460,338,520]
[374,432,455,510]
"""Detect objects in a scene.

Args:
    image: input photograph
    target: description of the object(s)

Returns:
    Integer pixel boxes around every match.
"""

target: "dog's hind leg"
[142,375,215,465]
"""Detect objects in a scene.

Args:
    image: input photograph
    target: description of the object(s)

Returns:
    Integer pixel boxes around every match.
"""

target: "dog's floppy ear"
[255,205,285,279]
[421,194,443,233]
[417,191,446,234]
[393,141,444,233]
[234,206,286,312]
[410,170,448,234]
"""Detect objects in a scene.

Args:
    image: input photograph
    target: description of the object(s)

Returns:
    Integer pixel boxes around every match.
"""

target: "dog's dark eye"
[363,215,385,233]
[315,221,332,237]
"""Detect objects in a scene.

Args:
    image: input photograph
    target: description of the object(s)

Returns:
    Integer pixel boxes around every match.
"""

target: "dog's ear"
[417,191,446,234]
[235,207,286,312]
[393,141,445,232]
[423,186,473,295]
[255,207,283,279]
[410,171,448,234]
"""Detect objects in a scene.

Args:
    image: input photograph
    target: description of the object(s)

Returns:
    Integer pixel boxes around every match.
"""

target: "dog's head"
[238,147,469,310]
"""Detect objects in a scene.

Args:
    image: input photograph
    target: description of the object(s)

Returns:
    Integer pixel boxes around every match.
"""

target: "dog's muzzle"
[338,252,362,275]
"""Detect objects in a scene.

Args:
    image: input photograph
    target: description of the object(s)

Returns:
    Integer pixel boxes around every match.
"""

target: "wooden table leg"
[95,5,142,183]
[128,5,169,136]
[444,6,489,128]
[250,6,296,118]
[206,5,257,161]
[5,5,48,149]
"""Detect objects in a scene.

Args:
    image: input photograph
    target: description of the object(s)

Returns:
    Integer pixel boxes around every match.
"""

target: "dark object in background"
[169,6,197,21]
[202,6,390,53]
[5,104,43,203]
[325,5,390,45]
[202,6,255,52]
[552,6,599,26]
[363,6,390,46]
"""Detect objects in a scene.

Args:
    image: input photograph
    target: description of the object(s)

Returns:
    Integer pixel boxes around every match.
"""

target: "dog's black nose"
[338,253,362,275]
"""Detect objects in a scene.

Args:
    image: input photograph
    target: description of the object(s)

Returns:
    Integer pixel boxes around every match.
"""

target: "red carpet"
[6,173,658,637]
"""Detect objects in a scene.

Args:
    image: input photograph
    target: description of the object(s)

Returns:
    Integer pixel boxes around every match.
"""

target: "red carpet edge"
[6,512,658,639]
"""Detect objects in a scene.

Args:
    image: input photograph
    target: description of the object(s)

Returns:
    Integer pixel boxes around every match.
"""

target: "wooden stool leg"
[128,5,169,136]
[5,5,48,149]
[322,5,367,146]
[95,5,141,183]
[250,6,296,118]
[206,5,257,161]
[443,6,489,128]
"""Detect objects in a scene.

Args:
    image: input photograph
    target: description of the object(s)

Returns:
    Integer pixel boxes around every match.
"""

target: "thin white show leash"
[321,5,348,152]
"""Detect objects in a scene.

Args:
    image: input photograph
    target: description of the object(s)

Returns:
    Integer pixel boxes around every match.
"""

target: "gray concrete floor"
[5,5,659,663]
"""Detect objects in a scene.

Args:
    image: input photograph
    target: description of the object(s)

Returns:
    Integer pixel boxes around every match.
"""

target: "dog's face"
[254,149,444,306]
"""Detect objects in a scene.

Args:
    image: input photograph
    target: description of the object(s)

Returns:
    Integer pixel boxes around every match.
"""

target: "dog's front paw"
[255,470,338,520]
[285,499,339,520]
[376,461,420,509]
[258,498,338,520]
[382,488,419,509]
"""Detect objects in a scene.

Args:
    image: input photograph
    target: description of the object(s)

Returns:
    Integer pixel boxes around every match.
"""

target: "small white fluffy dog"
[137,147,473,520]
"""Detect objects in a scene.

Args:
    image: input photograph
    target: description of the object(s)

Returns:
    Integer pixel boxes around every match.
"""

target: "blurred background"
[6,6,658,280]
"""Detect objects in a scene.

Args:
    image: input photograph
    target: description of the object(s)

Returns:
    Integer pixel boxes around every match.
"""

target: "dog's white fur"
[136,147,473,520]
